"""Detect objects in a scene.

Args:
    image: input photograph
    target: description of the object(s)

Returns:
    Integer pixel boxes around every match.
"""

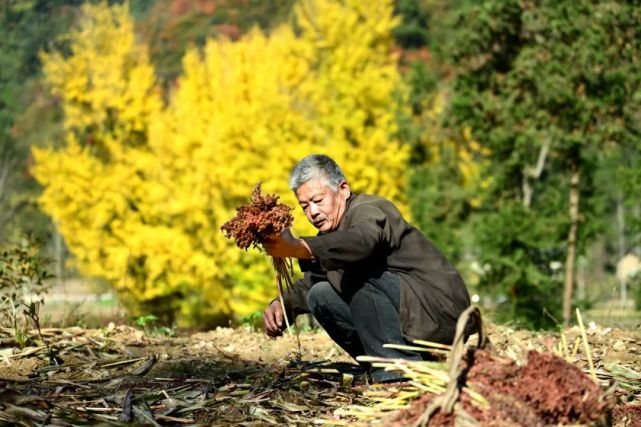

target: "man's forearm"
[297,238,313,259]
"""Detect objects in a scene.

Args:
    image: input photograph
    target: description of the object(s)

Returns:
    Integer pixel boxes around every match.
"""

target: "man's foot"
[302,361,368,375]
[369,369,408,384]
[302,361,370,387]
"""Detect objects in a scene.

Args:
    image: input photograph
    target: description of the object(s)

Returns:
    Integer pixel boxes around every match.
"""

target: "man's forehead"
[296,178,330,201]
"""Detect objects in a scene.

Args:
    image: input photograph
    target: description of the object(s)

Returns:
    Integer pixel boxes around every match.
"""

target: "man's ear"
[338,181,351,199]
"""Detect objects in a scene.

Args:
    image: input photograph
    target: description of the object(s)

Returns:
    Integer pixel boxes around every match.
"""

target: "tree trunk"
[54,224,64,291]
[635,204,641,253]
[617,193,626,259]
[616,193,627,304]
[0,154,9,201]
[522,138,551,208]
[563,167,581,327]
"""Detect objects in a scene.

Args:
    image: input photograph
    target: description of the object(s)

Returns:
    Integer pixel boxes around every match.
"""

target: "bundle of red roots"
[220,183,294,251]
[221,183,297,337]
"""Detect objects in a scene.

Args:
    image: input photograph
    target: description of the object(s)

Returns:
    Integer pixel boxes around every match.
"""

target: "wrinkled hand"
[262,228,312,259]
[263,300,285,338]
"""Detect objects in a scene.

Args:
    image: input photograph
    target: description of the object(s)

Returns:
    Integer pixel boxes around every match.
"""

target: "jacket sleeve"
[301,204,391,271]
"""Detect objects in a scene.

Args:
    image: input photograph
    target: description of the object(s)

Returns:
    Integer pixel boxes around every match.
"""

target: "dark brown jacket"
[283,193,470,343]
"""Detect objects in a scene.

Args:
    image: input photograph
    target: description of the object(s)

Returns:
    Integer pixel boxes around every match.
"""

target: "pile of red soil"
[613,404,641,427]
[221,183,293,250]
[388,349,611,426]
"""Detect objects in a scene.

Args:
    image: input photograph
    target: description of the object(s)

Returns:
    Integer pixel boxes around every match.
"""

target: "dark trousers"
[306,272,423,382]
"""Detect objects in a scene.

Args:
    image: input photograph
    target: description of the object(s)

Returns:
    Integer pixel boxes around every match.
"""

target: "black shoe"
[369,369,408,384]
[302,361,370,387]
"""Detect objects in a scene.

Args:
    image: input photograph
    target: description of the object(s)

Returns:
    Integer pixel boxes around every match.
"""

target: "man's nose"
[309,204,320,217]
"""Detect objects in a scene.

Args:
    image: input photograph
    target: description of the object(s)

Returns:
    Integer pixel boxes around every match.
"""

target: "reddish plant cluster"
[221,183,294,250]
[613,404,641,427]
[388,349,611,426]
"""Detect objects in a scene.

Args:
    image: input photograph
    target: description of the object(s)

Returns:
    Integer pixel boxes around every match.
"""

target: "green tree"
[0,0,78,242]
[393,0,486,264]
[447,0,641,327]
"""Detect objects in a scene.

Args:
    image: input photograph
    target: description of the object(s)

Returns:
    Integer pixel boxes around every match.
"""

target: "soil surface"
[1,323,640,425]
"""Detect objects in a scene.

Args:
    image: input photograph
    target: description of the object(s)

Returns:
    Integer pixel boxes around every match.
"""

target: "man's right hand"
[263,300,285,337]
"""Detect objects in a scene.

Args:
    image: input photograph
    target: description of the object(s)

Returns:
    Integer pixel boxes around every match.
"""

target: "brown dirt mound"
[613,404,641,427]
[388,349,611,426]
[515,351,606,423]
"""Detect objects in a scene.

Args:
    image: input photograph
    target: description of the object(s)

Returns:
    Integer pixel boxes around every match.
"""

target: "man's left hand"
[262,229,313,259]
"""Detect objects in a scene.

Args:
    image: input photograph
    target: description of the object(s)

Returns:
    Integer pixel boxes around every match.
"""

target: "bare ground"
[1,323,640,426]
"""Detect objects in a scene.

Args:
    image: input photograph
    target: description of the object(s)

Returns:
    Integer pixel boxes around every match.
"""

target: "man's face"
[295,176,351,232]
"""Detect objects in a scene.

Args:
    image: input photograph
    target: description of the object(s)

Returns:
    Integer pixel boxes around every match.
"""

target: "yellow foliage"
[295,0,409,210]
[40,2,161,143]
[33,0,408,325]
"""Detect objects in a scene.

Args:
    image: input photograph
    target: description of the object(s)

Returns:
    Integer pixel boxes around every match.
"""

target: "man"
[262,154,471,383]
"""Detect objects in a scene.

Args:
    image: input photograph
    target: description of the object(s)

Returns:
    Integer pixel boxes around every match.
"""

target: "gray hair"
[289,154,347,192]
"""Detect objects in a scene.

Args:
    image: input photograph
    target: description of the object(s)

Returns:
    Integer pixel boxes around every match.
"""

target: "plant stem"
[275,265,293,339]
[272,257,301,354]
[576,308,596,381]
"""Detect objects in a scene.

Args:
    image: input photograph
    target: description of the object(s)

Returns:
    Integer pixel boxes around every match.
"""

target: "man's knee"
[306,282,336,313]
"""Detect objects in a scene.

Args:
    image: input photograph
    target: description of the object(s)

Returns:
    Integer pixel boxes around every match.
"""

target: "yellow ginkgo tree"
[33,0,409,326]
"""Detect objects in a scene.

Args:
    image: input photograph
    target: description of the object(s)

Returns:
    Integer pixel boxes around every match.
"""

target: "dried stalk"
[273,257,293,338]
[576,308,596,380]
[272,257,301,353]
